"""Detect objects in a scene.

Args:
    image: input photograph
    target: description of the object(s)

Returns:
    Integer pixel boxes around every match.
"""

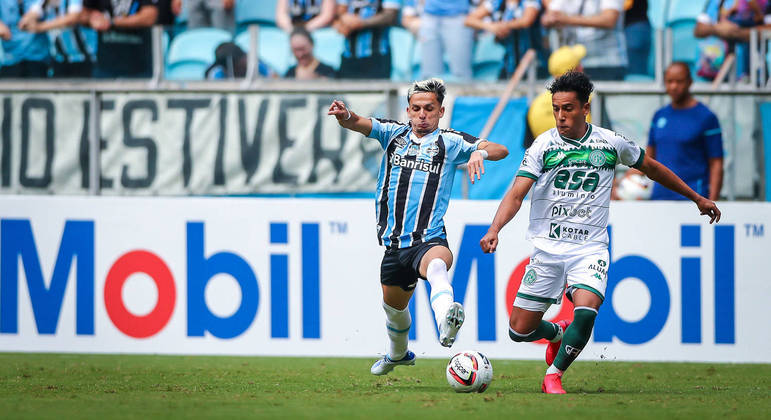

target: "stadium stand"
[236,26,293,76]
[236,0,277,30]
[389,27,417,81]
[666,0,709,22]
[167,28,232,80]
[668,18,700,70]
[471,33,506,81]
[311,27,345,71]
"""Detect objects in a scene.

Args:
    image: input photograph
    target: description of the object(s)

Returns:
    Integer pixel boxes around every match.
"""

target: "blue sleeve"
[703,112,724,159]
[368,117,405,149]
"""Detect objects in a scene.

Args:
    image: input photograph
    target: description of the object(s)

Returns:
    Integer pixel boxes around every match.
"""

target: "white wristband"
[344,109,352,121]
[477,149,489,160]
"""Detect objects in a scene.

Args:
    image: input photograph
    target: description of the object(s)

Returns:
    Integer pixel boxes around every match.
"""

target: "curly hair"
[548,71,594,104]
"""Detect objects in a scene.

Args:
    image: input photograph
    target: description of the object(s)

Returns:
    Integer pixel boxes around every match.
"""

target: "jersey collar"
[559,123,592,147]
[409,127,440,144]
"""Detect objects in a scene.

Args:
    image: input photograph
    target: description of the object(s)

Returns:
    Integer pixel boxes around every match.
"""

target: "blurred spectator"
[334,0,399,79]
[275,0,336,32]
[401,0,421,34]
[465,0,546,79]
[83,0,159,78]
[721,0,766,27]
[285,26,336,79]
[645,62,723,201]
[17,0,94,77]
[171,0,233,31]
[0,0,50,77]
[204,41,274,79]
[624,0,651,77]
[694,0,771,79]
[526,44,592,144]
[155,0,174,26]
[542,0,627,80]
[414,0,473,80]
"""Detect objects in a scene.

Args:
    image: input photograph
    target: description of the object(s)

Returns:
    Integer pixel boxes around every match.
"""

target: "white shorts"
[513,248,609,312]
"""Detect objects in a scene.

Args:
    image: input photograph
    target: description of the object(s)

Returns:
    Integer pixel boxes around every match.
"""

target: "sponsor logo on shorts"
[588,259,608,276]
[551,204,592,219]
[523,269,537,285]
[549,223,590,241]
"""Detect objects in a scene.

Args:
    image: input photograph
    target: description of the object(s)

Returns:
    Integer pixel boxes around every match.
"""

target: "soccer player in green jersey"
[479,71,721,394]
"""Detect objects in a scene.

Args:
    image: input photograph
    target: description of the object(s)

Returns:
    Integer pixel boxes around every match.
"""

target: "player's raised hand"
[468,150,485,184]
[696,197,721,224]
[480,230,498,253]
[328,100,351,122]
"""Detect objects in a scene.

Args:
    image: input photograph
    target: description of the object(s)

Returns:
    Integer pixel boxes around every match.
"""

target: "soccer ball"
[616,173,652,200]
[446,351,493,393]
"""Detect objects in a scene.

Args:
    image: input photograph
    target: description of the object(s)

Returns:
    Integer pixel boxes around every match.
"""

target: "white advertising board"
[0,196,769,363]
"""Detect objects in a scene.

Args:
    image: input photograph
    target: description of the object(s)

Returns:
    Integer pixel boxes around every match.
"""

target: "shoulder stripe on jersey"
[441,128,480,144]
[413,136,447,244]
[376,138,402,245]
[375,117,407,126]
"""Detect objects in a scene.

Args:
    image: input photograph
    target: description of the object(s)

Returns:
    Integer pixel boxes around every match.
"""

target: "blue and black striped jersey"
[368,117,482,249]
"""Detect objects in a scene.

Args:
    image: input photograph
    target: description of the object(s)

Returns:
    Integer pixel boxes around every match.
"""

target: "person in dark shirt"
[616,62,724,201]
[334,0,400,79]
[276,0,336,32]
[83,0,159,78]
[624,0,651,77]
[284,26,336,79]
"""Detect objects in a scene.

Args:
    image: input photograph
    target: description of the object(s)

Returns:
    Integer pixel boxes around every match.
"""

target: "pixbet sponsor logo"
[551,204,592,219]
[0,219,320,339]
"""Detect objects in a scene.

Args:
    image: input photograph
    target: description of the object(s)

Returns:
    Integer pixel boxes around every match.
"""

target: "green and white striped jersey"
[517,124,645,255]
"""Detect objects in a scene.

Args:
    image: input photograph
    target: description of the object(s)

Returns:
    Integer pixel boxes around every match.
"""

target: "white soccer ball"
[446,351,493,393]
[617,173,652,200]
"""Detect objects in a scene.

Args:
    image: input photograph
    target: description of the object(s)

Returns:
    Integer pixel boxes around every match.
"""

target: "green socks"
[509,320,561,342]
[553,307,598,371]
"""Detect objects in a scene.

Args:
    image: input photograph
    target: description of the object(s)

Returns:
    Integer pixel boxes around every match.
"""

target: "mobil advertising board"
[0,196,768,363]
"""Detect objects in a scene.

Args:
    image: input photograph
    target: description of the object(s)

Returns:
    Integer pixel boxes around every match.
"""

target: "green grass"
[0,354,768,419]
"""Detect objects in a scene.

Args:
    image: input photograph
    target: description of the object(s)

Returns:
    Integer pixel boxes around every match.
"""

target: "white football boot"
[439,302,465,347]
[370,350,416,376]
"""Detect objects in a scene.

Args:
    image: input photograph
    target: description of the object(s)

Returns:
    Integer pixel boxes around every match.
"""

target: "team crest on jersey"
[589,149,606,167]
[523,269,537,285]
[425,143,439,158]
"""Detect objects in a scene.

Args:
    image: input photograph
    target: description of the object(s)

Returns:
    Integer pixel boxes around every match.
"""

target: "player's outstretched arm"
[638,154,721,224]
[467,141,509,184]
[327,100,373,137]
[480,176,535,253]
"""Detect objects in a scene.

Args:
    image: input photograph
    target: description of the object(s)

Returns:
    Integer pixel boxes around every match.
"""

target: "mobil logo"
[0,219,320,340]
[434,223,736,345]
[594,225,735,345]
[502,224,736,345]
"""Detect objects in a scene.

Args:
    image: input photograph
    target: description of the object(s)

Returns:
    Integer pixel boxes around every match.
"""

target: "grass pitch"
[0,354,768,419]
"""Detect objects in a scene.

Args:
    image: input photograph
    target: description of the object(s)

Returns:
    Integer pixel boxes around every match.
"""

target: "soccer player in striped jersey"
[480,71,721,394]
[328,78,509,376]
